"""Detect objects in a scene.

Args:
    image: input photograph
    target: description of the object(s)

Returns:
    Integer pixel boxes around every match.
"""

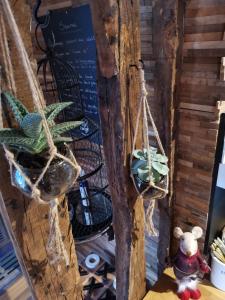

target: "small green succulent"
[0,91,82,154]
[131,147,169,184]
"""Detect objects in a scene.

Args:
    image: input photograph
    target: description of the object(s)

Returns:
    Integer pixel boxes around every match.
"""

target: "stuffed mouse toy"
[173,226,210,300]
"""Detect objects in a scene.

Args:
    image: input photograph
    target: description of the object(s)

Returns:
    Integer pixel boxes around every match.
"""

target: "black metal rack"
[35,12,113,244]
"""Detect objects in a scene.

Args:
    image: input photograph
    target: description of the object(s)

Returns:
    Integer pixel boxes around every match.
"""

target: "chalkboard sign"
[41,5,100,125]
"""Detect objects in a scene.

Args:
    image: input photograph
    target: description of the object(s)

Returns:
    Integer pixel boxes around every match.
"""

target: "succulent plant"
[0,91,82,154]
[131,147,169,184]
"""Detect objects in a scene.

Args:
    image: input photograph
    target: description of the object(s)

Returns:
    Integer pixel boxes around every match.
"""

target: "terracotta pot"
[11,144,78,201]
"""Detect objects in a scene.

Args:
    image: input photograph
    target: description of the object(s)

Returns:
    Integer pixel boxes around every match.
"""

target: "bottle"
[79,169,93,225]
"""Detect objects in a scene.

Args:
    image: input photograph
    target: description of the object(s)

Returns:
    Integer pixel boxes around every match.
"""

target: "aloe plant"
[0,91,82,154]
[131,147,169,184]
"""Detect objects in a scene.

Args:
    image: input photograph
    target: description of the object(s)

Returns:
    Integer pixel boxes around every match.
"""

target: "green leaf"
[0,128,23,137]
[53,136,73,144]
[21,113,43,138]
[51,121,83,137]
[144,147,157,154]
[0,130,35,145]
[133,149,145,160]
[32,138,48,154]
[1,138,38,154]
[152,161,169,176]
[8,143,37,154]
[2,92,28,125]
[150,146,157,152]
[131,159,147,174]
[137,167,150,182]
[151,168,162,184]
[47,102,73,122]
[137,165,150,175]
[152,154,168,163]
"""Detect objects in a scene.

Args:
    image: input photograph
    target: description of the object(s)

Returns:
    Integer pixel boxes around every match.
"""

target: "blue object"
[0,216,21,295]
[15,169,26,190]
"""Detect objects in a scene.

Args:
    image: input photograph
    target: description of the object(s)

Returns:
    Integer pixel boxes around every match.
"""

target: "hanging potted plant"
[131,146,169,197]
[0,91,82,200]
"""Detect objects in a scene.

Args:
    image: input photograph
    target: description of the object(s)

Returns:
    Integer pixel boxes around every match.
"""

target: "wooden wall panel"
[172,0,225,253]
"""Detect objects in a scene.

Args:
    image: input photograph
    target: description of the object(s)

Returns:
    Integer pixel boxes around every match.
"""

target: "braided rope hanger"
[0,0,81,267]
[130,67,169,236]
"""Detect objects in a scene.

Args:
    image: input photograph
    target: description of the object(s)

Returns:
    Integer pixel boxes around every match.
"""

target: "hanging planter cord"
[0,0,81,268]
[130,66,169,236]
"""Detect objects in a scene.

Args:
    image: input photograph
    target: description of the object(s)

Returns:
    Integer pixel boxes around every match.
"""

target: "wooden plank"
[184,48,225,57]
[185,23,225,34]
[143,268,225,300]
[184,32,223,42]
[91,1,146,300]
[172,0,223,253]
[180,83,225,99]
[182,64,219,73]
[184,41,225,50]
[186,6,225,18]
[38,1,73,15]
[183,56,220,64]
[180,77,225,88]
[185,15,225,26]
[188,0,225,9]
[152,0,180,273]
[179,102,218,112]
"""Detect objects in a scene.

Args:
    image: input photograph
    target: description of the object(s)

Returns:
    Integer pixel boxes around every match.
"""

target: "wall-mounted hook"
[129,59,145,70]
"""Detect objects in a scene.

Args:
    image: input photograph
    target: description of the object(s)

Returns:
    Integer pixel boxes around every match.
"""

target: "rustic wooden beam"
[90,1,146,299]
[152,0,180,269]
[0,1,82,299]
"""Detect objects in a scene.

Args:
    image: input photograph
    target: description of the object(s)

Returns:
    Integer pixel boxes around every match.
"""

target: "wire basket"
[68,187,112,243]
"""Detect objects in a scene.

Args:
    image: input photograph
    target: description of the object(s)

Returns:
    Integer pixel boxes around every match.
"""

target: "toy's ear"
[192,226,203,239]
[173,227,183,239]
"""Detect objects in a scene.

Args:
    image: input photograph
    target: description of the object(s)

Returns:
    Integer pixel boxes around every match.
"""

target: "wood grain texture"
[143,268,225,300]
[152,0,180,272]
[94,1,146,299]
[0,1,82,299]
[172,0,224,255]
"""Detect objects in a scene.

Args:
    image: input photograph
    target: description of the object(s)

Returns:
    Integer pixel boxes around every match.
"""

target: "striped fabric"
[0,215,21,295]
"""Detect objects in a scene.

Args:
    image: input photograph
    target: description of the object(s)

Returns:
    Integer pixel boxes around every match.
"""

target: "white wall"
[222,138,225,164]
[217,138,225,189]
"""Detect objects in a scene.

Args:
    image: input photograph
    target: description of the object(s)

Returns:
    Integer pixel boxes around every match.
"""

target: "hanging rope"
[130,66,169,236]
[0,0,81,267]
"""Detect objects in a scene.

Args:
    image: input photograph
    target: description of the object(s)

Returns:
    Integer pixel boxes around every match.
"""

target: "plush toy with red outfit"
[173,226,210,300]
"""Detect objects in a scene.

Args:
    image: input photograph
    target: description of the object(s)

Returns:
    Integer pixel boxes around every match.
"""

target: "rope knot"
[49,198,58,208]
[142,87,148,98]
[49,146,57,158]
[3,145,14,160]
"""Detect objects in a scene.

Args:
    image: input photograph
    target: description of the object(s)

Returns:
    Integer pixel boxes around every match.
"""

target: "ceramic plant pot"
[210,252,225,291]
[12,144,78,201]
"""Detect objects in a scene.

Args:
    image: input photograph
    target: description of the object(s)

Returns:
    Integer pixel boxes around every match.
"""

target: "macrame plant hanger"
[0,0,81,268]
[130,65,169,236]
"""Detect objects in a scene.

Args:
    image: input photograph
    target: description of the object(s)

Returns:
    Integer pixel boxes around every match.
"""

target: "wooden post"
[90,1,146,300]
[152,0,179,268]
[0,1,82,299]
